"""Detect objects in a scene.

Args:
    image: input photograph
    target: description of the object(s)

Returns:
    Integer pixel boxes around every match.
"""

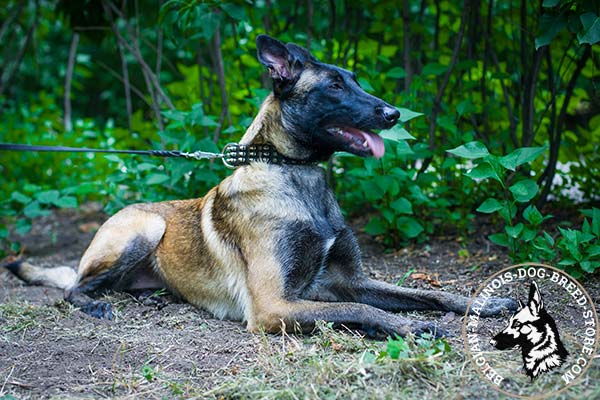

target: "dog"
[490,281,568,378]
[3,34,515,338]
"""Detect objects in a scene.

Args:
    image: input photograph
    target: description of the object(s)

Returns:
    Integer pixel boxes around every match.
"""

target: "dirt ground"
[1,205,599,399]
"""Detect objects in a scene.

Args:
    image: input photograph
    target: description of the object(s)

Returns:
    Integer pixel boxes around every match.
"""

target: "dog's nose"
[378,106,400,125]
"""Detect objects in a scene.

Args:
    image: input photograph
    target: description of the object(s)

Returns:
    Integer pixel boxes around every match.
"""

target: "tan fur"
[70,103,305,330]
[240,94,313,160]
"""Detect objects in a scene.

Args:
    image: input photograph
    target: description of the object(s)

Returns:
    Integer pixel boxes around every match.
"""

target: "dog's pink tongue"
[360,131,385,159]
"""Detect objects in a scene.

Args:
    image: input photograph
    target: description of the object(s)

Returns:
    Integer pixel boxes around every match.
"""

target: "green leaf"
[499,202,517,223]
[198,116,219,127]
[535,14,566,49]
[397,108,424,122]
[447,141,489,159]
[104,155,121,162]
[395,141,415,156]
[464,162,502,184]
[582,218,591,235]
[421,63,447,76]
[23,183,41,193]
[11,191,31,204]
[506,223,524,238]
[146,173,170,185]
[136,163,157,172]
[357,77,374,92]
[362,181,384,202]
[23,201,50,218]
[379,125,415,142]
[54,196,78,208]
[542,0,559,7]
[456,99,475,117]
[544,231,555,246]
[36,190,60,205]
[509,179,539,203]
[521,228,536,242]
[63,182,98,195]
[591,207,600,237]
[499,147,546,171]
[396,217,424,238]
[390,197,413,215]
[489,233,510,247]
[558,258,577,266]
[523,205,544,225]
[364,217,387,235]
[374,176,393,193]
[386,336,409,359]
[476,198,503,213]
[219,3,246,20]
[578,13,600,45]
[381,209,395,224]
[386,67,406,78]
[587,245,600,258]
[580,261,596,273]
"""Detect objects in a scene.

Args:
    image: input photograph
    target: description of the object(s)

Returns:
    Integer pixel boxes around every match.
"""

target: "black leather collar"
[222,143,316,168]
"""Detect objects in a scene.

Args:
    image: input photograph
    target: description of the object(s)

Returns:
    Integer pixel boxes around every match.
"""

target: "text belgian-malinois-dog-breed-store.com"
[4,35,517,338]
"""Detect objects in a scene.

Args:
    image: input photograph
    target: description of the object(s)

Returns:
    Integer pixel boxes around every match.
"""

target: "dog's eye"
[329,82,343,91]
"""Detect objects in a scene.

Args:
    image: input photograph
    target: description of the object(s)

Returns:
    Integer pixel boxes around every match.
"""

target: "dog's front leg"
[249,299,446,338]
[342,278,518,317]
[243,248,445,338]
[320,228,517,317]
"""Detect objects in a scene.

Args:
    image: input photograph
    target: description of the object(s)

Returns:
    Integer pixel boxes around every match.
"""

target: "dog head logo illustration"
[490,281,568,379]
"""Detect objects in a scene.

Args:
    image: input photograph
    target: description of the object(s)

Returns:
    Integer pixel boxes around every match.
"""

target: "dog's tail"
[3,259,77,290]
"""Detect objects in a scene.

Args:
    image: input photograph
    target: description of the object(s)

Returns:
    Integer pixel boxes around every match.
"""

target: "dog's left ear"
[527,281,543,316]
[256,35,312,95]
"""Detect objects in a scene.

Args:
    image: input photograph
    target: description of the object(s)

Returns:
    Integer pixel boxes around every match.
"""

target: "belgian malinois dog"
[4,35,515,337]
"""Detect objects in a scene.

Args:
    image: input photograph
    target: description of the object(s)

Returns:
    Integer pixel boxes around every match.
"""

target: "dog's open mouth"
[326,127,385,159]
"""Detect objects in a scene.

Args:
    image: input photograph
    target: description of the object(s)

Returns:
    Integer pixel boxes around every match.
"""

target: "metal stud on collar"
[221,143,313,168]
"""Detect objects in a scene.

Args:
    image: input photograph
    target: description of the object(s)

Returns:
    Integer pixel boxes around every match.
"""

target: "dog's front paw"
[477,297,518,317]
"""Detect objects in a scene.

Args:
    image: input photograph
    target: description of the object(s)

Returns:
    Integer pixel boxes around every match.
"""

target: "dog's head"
[256,34,399,160]
[489,281,545,350]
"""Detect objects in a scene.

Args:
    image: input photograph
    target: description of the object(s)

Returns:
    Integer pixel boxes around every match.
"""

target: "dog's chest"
[224,164,347,296]
[270,167,345,296]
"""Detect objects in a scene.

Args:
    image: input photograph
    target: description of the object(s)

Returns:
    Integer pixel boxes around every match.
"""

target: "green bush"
[451,141,600,277]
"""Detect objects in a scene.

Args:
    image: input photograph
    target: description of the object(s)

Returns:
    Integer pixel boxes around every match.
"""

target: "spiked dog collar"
[221,143,316,168]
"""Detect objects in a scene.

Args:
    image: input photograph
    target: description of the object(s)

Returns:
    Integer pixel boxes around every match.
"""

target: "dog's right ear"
[257,35,305,95]
[257,35,292,80]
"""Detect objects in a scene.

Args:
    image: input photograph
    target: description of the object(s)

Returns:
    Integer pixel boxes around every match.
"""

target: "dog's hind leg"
[65,206,167,319]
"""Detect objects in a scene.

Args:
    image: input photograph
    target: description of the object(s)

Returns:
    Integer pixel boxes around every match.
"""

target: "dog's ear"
[256,35,311,95]
[527,281,543,316]
[518,299,525,310]
[257,35,293,81]
[285,42,316,65]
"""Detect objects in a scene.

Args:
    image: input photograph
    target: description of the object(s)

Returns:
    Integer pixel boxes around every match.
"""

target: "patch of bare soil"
[1,205,599,399]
